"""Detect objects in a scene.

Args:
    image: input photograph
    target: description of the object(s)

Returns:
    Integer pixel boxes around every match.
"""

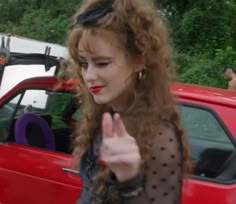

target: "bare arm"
[228,80,236,91]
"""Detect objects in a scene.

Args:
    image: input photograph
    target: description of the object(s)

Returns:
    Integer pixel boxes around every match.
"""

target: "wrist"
[116,171,139,183]
[108,172,145,198]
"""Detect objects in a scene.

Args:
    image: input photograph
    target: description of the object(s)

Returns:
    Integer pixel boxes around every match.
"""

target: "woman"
[67,0,192,203]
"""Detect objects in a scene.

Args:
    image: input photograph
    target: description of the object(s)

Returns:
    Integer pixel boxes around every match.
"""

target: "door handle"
[62,167,80,174]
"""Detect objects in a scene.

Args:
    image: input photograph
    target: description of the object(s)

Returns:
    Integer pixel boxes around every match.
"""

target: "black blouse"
[77,121,183,204]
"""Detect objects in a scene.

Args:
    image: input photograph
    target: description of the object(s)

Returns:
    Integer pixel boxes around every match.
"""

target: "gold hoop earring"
[138,71,143,80]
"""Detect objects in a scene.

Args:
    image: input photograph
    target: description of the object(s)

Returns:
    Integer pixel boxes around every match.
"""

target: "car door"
[0,144,82,204]
[0,88,82,204]
[179,102,236,204]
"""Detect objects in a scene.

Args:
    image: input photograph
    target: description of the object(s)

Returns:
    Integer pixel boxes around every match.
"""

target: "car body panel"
[0,144,82,204]
[172,83,236,204]
[183,178,236,204]
[1,77,236,204]
[0,77,81,204]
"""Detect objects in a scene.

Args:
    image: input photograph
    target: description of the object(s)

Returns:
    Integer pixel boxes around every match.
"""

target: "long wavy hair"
[67,0,192,203]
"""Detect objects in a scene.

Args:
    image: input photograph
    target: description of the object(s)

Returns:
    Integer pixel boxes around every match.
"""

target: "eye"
[79,61,88,69]
[96,61,111,68]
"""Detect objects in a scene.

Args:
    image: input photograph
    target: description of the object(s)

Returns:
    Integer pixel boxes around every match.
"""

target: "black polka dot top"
[120,121,183,204]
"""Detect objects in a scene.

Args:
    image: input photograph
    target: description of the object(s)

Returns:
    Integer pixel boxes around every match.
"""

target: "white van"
[0,33,68,97]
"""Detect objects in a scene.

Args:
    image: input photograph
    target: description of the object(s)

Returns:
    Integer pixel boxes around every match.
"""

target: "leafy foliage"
[173,0,232,55]
[0,0,81,44]
[171,0,236,88]
[1,0,236,88]
[175,46,236,88]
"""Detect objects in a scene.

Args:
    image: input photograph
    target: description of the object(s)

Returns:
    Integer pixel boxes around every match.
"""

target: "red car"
[0,53,236,204]
[173,83,236,204]
[0,45,83,204]
[0,76,82,204]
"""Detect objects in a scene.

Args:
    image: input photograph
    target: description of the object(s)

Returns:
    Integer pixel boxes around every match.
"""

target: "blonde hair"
[67,0,191,203]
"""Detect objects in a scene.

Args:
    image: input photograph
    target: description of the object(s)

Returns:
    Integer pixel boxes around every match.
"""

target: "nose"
[82,64,97,83]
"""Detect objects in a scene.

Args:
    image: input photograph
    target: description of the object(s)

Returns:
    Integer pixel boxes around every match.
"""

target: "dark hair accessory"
[70,1,135,49]
[72,2,113,27]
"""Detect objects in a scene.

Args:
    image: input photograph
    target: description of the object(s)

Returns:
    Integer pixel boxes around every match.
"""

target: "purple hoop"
[15,112,55,150]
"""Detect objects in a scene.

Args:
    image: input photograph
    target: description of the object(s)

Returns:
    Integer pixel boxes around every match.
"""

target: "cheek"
[109,74,134,94]
[120,71,136,86]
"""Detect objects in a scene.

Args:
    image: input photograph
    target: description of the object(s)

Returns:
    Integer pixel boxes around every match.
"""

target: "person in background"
[67,0,192,203]
[223,67,236,91]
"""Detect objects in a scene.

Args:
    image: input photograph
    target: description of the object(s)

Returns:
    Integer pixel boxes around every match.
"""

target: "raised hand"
[99,112,142,182]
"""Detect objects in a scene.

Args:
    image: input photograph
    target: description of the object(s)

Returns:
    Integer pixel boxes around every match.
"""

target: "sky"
[0,33,69,97]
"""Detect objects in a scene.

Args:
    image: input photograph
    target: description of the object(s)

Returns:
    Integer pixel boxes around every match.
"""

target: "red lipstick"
[90,86,105,93]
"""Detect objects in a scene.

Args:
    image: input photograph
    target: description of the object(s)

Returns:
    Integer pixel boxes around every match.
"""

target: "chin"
[93,96,110,105]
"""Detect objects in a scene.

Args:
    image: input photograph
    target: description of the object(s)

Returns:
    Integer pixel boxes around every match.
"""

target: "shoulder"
[158,120,179,139]
[151,119,182,152]
[228,79,236,90]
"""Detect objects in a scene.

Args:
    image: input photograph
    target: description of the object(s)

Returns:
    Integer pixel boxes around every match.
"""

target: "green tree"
[0,0,82,44]
[173,0,231,55]
[0,0,26,23]
[1,0,236,88]
[227,0,236,49]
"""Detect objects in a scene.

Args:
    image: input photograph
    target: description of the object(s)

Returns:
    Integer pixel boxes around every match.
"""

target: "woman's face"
[78,31,141,111]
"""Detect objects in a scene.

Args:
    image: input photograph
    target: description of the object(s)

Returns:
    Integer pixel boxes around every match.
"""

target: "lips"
[90,86,105,93]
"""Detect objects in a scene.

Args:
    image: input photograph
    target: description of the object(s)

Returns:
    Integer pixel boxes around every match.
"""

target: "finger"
[98,158,106,165]
[100,141,138,156]
[103,153,141,164]
[102,112,113,138]
[113,113,126,137]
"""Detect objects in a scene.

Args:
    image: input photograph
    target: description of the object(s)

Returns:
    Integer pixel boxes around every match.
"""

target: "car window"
[16,89,48,115]
[0,94,21,141]
[178,104,235,180]
[2,88,79,154]
[17,90,75,128]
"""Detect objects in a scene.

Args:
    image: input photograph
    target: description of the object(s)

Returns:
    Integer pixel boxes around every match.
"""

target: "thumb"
[102,112,113,139]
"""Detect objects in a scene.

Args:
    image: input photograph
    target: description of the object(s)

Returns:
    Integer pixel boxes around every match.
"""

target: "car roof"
[172,82,236,108]
[1,76,236,108]
[0,76,78,104]
[15,76,78,90]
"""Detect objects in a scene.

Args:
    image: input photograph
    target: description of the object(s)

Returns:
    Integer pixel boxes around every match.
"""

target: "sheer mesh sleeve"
[123,121,183,204]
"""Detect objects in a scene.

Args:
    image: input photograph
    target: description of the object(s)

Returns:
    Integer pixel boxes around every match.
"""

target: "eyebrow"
[92,56,112,61]
[78,54,112,61]
[78,55,86,60]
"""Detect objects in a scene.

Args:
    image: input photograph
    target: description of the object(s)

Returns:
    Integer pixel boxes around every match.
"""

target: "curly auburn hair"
[67,0,192,203]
